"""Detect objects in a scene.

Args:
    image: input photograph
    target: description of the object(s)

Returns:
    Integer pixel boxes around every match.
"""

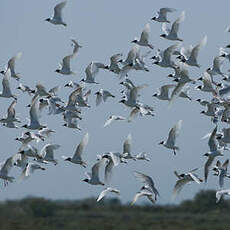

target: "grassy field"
[0,190,229,230]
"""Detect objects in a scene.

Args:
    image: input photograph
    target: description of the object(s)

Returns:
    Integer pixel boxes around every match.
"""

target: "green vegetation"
[0,190,229,230]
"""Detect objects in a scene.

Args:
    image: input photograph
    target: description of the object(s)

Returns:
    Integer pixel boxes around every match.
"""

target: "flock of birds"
[2,2,230,205]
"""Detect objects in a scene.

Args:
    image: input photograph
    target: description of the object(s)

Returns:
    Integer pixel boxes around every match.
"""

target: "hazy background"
[0,0,230,204]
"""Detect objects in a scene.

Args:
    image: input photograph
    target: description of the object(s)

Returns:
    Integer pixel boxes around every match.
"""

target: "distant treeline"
[0,190,229,230]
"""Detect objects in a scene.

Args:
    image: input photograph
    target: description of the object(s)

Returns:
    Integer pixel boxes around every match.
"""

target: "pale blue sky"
[0,0,230,204]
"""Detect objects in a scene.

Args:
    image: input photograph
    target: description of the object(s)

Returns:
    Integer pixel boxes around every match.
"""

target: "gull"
[20,163,45,180]
[135,152,150,161]
[102,152,120,184]
[19,145,38,158]
[38,128,55,140]
[36,144,60,165]
[95,89,115,106]
[64,80,81,88]
[45,1,67,26]
[206,56,226,77]
[131,186,155,205]
[203,126,224,183]
[196,99,210,107]
[108,53,122,74]
[22,96,47,130]
[170,82,186,105]
[0,52,22,80]
[0,156,15,185]
[119,83,147,108]
[71,39,82,55]
[15,131,40,151]
[62,133,89,167]
[122,45,139,66]
[213,159,229,188]
[196,72,217,95]
[128,104,154,122]
[134,171,160,201]
[104,115,126,127]
[160,11,185,41]
[0,68,17,99]
[62,87,82,112]
[133,50,150,72]
[17,83,35,96]
[35,83,51,97]
[55,54,75,75]
[152,43,180,69]
[75,88,91,108]
[97,187,120,202]
[63,117,81,130]
[217,127,230,144]
[131,23,154,49]
[152,84,175,101]
[48,85,60,97]
[82,159,105,185]
[179,36,207,67]
[121,134,136,160]
[151,8,176,23]
[159,120,182,155]
[172,169,202,199]
[81,62,109,84]
[0,99,20,127]
[179,86,192,101]
[216,189,230,203]
[172,65,195,84]
[200,102,218,117]
[12,152,28,170]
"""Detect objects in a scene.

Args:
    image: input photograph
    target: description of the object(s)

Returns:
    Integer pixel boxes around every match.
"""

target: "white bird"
[82,159,105,185]
[22,96,47,130]
[97,187,120,202]
[134,171,160,201]
[131,23,154,49]
[17,83,35,96]
[196,72,217,95]
[1,52,22,80]
[0,68,17,99]
[20,163,45,180]
[207,56,226,77]
[95,89,115,106]
[121,134,136,160]
[203,126,224,183]
[104,115,126,127]
[55,54,75,75]
[0,99,20,127]
[36,144,60,165]
[45,1,67,26]
[12,153,28,170]
[179,36,207,67]
[71,39,82,55]
[214,159,229,188]
[62,133,89,167]
[153,43,180,69]
[151,8,176,23]
[135,152,150,161]
[160,11,185,41]
[172,170,202,199]
[0,156,15,185]
[108,53,122,74]
[19,145,38,158]
[159,120,182,155]
[131,186,155,205]
[216,189,230,203]
[81,62,109,84]
[152,84,175,101]
[122,45,140,66]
